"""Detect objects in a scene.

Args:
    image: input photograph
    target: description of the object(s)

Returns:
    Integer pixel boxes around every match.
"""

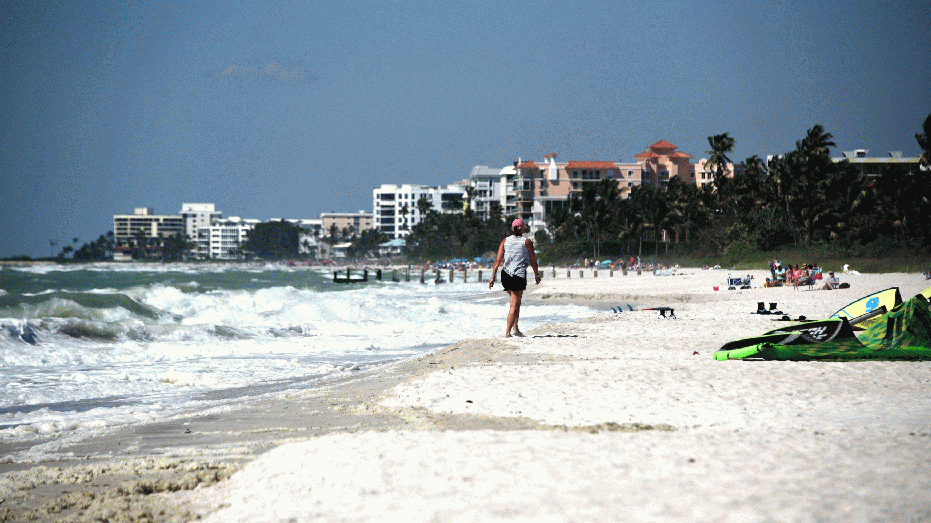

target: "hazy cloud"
[222,62,311,82]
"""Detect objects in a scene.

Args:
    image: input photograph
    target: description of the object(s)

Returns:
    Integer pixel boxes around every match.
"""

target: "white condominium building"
[372,183,468,239]
[468,165,514,221]
[831,149,923,177]
[113,208,185,242]
[180,203,222,258]
[204,217,259,260]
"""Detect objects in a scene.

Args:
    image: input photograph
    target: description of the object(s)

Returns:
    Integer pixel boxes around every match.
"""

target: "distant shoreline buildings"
[111,140,921,261]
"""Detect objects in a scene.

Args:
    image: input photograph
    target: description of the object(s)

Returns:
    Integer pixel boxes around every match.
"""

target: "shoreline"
[2,270,930,521]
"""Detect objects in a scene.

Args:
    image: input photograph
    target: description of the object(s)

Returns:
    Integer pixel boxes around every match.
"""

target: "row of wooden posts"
[333,266,644,284]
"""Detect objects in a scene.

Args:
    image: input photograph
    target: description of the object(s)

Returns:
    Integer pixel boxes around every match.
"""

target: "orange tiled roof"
[650,139,677,150]
[669,151,693,159]
[565,161,617,169]
[634,150,660,159]
[516,161,539,169]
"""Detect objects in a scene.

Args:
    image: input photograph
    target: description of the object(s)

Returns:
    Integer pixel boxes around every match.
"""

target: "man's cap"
[512,218,524,228]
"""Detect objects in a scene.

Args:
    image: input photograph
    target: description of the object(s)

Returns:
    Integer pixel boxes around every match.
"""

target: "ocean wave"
[0,291,175,323]
[1,322,38,344]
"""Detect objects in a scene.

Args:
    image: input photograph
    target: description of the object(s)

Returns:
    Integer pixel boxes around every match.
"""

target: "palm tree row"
[543,117,931,259]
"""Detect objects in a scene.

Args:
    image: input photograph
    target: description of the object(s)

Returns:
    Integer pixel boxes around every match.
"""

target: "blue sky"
[2,0,929,258]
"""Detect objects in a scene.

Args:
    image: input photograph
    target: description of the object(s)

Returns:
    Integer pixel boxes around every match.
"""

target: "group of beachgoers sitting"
[764,261,842,290]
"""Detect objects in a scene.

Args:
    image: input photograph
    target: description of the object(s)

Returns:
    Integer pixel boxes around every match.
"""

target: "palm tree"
[326,224,339,246]
[797,124,836,158]
[916,113,931,169]
[566,179,618,257]
[787,124,837,244]
[464,186,476,214]
[416,196,433,218]
[399,204,410,232]
[661,177,703,244]
[706,133,736,181]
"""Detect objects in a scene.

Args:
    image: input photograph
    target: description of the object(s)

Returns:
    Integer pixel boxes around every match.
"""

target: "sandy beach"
[2,268,930,522]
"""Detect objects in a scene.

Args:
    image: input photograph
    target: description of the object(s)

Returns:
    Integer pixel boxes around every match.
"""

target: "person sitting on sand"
[821,272,840,290]
[794,265,814,288]
[489,219,541,338]
[774,264,787,283]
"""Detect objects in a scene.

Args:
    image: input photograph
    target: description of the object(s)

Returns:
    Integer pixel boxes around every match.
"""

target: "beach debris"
[554,422,676,433]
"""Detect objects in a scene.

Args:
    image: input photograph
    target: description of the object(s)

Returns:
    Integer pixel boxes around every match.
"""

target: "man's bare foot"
[513,329,524,337]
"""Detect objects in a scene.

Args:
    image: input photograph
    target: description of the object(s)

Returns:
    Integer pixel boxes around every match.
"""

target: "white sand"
[180,270,931,522]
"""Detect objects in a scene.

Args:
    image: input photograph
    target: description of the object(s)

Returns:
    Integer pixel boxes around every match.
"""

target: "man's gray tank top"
[503,235,529,278]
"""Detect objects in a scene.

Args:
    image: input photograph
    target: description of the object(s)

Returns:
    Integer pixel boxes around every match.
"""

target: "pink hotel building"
[469,140,743,236]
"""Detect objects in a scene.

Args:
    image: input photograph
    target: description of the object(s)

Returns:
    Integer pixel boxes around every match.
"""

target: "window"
[628,171,633,178]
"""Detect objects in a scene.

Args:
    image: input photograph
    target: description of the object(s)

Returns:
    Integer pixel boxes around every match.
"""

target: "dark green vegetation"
[553,122,929,262]
[241,220,301,259]
[404,200,510,261]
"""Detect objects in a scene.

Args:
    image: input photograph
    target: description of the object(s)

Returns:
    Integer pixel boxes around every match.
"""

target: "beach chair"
[727,275,752,290]
[793,276,815,291]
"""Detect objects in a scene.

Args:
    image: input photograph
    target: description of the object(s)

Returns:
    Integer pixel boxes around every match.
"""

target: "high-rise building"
[204,216,258,260]
[180,203,222,258]
[372,183,468,239]
[113,208,185,243]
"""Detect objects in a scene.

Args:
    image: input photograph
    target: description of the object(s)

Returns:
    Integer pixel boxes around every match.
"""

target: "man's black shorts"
[500,269,527,292]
